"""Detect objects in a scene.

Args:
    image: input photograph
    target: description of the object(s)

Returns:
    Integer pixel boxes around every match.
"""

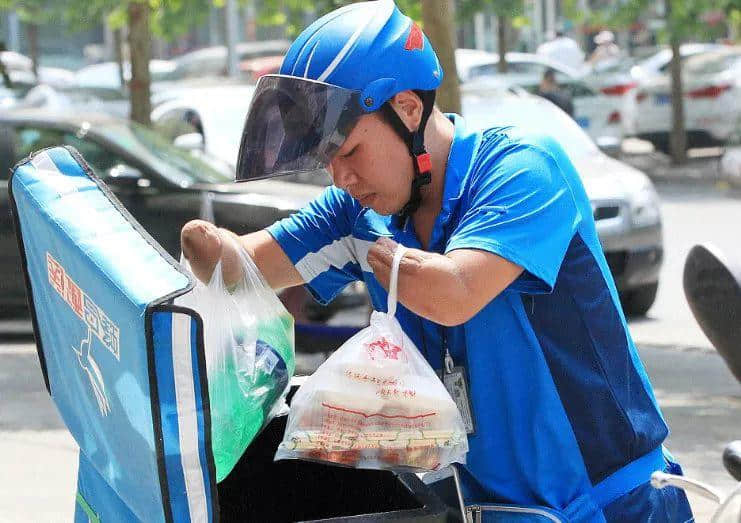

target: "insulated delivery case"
[9,146,451,523]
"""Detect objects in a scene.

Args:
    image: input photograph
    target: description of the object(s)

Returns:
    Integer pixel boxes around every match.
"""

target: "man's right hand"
[180,220,223,284]
[180,219,245,286]
[181,220,304,291]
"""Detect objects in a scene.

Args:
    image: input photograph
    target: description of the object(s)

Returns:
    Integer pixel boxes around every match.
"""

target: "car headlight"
[629,185,661,227]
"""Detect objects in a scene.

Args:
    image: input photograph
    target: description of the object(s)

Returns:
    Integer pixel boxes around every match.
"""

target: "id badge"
[444,366,476,434]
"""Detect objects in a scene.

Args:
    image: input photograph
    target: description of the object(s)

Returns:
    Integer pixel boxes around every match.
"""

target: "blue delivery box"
[8,146,450,523]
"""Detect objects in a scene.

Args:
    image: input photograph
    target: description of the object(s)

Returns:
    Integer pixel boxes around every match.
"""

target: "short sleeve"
[445,140,582,294]
[267,186,363,304]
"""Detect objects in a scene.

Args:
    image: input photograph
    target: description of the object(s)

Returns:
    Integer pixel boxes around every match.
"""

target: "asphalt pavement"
[1,178,739,522]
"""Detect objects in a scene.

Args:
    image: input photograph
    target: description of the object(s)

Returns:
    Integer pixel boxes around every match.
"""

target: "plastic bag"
[275,245,468,472]
[176,240,295,482]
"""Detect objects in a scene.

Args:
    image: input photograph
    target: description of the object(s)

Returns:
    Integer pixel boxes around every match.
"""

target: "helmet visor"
[236,75,365,182]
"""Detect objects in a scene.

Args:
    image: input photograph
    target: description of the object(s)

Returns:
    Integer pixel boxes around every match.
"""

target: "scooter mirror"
[683,244,741,384]
[723,441,741,482]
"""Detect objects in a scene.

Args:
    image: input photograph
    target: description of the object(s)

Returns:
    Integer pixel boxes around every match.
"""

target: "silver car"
[463,87,663,315]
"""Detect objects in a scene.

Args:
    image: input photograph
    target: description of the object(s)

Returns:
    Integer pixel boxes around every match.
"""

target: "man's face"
[327,113,413,215]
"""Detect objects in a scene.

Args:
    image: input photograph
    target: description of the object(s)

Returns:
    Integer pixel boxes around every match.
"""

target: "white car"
[456,49,624,147]
[151,85,257,168]
[75,60,177,90]
[168,40,290,80]
[610,43,727,136]
[462,88,664,315]
[631,47,741,151]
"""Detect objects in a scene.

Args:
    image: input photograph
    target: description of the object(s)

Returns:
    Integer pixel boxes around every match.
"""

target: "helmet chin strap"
[379,90,436,226]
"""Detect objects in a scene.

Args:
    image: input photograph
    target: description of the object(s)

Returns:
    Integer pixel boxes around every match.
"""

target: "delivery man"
[181,1,693,521]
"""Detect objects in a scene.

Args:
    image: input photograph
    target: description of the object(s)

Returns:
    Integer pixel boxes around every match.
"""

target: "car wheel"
[621,282,659,317]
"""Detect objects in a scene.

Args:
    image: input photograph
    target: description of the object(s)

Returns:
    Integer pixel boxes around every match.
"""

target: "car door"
[0,123,28,310]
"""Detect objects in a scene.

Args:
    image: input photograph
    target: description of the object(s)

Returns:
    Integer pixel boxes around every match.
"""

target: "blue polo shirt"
[267,115,671,520]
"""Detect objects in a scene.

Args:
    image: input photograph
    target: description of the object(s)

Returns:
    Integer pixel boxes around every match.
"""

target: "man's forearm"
[367,242,472,326]
[180,220,244,287]
[180,219,304,290]
[367,237,523,326]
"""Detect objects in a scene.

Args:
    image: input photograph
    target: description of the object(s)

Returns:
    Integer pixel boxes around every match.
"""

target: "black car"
[1,109,367,344]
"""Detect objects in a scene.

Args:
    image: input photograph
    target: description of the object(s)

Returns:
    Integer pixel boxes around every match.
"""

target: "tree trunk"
[421,0,461,114]
[667,0,686,164]
[497,15,508,73]
[27,23,39,79]
[113,28,126,91]
[127,1,152,127]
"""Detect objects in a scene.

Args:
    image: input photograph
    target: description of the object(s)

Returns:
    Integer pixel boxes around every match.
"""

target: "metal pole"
[474,13,486,51]
[225,0,239,78]
[208,4,220,46]
[7,11,20,52]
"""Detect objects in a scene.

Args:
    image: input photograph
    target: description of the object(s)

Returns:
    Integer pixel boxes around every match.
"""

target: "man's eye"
[342,146,358,158]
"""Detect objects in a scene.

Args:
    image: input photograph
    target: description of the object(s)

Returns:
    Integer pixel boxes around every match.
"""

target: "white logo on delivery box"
[47,252,120,417]
[46,252,120,359]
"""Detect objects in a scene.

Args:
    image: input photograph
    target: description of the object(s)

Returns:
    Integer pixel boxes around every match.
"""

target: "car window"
[684,51,741,75]
[154,108,201,142]
[563,81,596,98]
[469,61,547,79]
[15,126,132,178]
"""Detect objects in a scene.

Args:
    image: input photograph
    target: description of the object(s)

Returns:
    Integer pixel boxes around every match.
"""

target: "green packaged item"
[177,246,295,482]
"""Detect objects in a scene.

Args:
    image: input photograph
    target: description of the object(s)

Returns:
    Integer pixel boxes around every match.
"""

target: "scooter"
[651,243,741,522]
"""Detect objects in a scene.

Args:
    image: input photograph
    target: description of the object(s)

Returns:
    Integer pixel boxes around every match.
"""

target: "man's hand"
[367,237,423,289]
[180,220,243,286]
[367,237,523,326]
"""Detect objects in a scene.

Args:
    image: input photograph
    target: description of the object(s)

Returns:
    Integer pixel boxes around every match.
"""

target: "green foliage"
[0,0,221,40]
[562,0,738,43]
[256,0,421,38]
[458,0,525,22]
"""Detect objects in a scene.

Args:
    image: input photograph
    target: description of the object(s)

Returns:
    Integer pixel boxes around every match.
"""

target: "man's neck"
[415,110,455,216]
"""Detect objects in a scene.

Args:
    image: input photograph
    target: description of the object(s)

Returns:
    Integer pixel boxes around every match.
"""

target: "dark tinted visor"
[236,75,364,182]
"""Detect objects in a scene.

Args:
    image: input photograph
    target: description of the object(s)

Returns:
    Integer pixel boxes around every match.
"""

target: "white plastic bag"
[275,245,468,472]
[176,240,295,482]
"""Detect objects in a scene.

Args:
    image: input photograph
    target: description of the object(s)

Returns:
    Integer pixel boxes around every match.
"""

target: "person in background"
[536,30,585,71]
[536,68,575,117]
[588,30,621,66]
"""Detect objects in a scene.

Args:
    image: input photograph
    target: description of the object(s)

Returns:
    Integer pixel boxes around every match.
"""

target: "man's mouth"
[357,194,375,206]
[352,192,373,204]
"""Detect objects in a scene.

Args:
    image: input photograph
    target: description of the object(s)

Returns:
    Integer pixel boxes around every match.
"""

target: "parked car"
[75,60,178,90]
[151,85,256,167]
[463,88,664,315]
[631,46,741,151]
[0,109,366,346]
[168,40,290,80]
[16,84,130,118]
[456,49,624,147]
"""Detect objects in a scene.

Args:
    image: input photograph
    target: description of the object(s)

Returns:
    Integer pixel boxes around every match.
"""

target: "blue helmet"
[280,0,442,112]
[237,1,441,217]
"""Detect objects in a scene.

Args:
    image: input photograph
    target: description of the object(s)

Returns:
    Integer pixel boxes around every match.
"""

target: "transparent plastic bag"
[275,245,468,472]
[176,240,295,482]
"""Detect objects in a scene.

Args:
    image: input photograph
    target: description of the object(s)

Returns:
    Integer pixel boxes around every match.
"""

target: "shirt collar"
[440,113,481,220]
[387,113,481,237]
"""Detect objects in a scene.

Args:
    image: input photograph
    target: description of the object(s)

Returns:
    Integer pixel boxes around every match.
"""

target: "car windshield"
[95,120,233,185]
[462,92,598,159]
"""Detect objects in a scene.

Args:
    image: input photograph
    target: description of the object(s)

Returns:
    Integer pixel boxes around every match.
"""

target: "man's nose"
[328,159,357,191]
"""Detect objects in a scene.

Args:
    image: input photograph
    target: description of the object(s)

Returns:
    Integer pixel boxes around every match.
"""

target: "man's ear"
[389,90,423,132]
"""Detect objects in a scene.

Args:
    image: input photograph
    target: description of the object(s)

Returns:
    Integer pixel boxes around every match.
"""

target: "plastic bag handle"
[387,244,407,317]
